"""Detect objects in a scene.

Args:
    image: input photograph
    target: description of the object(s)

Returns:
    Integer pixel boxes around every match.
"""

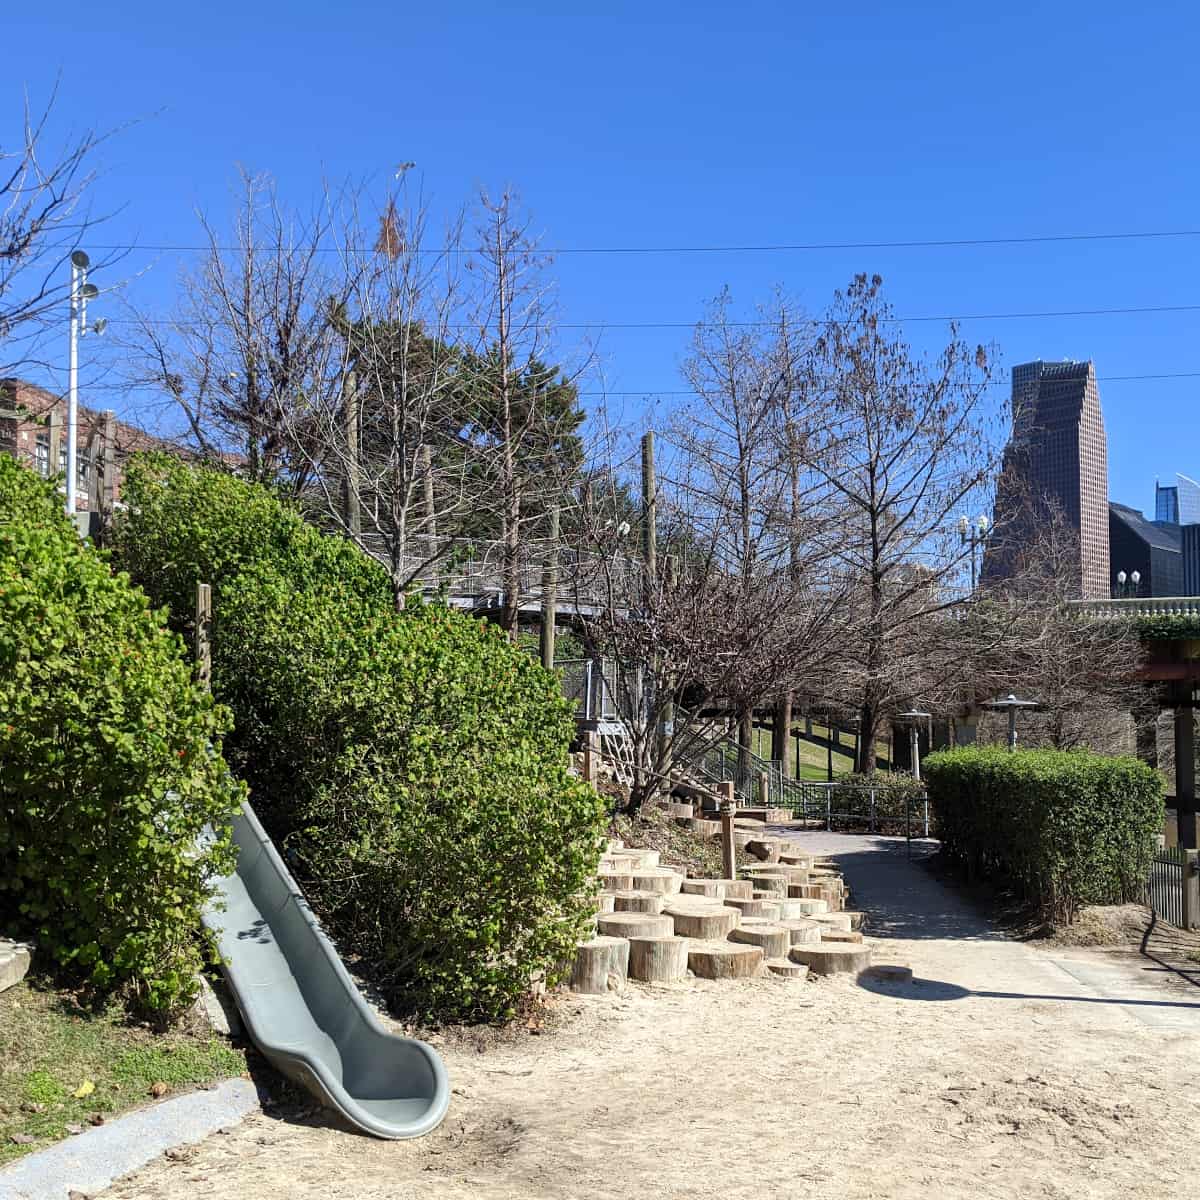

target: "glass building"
[1156,473,1200,526]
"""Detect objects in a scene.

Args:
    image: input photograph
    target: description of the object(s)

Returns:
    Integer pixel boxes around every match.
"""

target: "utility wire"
[82,227,1200,256]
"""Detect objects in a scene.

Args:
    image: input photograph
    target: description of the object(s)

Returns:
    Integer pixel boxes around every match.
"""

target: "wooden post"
[719,782,737,881]
[540,505,559,670]
[1183,851,1197,930]
[343,370,361,537]
[100,410,117,516]
[757,771,769,808]
[641,431,657,594]
[826,736,833,782]
[1176,705,1196,850]
[195,582,212,692]
[582,730,597,784]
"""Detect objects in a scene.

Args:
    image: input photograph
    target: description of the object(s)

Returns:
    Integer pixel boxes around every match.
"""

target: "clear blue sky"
[5,0,1198,514]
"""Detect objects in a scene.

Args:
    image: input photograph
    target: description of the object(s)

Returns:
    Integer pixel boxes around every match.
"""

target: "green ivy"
[1133,615,1200,641]
[0,459,245,1017]
[113,459,607,1023]
[923,746,1162,922]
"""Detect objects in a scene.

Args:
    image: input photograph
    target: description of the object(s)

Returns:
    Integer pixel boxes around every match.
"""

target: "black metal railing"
[1147,845,1199,929]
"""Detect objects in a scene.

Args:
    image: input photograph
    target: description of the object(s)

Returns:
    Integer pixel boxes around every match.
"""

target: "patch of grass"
[0,973,245,1165]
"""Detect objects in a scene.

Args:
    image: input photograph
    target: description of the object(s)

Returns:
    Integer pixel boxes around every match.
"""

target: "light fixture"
[70,249,91,269]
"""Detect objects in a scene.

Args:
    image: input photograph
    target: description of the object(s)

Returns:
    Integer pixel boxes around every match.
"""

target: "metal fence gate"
[1147,845,1200,929]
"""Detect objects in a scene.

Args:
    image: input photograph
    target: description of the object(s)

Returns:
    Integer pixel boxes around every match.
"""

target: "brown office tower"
[983,360,1110,598]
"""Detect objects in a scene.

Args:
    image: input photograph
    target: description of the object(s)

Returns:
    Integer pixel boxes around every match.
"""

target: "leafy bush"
[112,453,390,627]
[0,459,244,1016]
[114,459,606,1022]
[923,746,1162,921]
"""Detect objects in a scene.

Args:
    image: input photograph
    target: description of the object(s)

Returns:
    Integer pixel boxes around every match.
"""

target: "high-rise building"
[983,360,1110,598]
[1155,473,1200,526]
[1109,501,1183,596]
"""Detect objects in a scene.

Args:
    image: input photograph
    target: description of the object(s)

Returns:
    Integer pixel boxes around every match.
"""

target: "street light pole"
[65,250,100,519]
[958,514,990,593]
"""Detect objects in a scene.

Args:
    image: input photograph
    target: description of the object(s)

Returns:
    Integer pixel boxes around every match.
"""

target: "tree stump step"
[611,890,666,914]
[627,935,689,983]
[821,930,864,943]
[570,936,630,994]
[764,957,809,980]
[597,870,635,892]
[788,943,872,975]
[722,897,782,920]
[775,918,823,944]
[608,848,661,870]
[686,940,764,980]
[727,921,791,959]
[787,898,829,915]
[631,868,685,895]
[664,904,740,939]
[810,912,853,932]
[597,912,674,939]
[860,963,913,984]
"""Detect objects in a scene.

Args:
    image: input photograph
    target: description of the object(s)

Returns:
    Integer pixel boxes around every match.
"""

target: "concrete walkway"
[780,829,1200,1033]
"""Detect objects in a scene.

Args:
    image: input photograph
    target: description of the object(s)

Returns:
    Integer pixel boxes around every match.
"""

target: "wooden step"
[727,920,791,959]
[631,868,686,896]
[570,936,630,994]
[597,869,635,892]
[597,912,674,939]
[723,896,782,920]
[775,918,823,945]
[748,875,790,897]
[774,899,825,920]
[820,930,864,944]
[595,893,616,914]
[764,957,809,980]
[744,839,782,863]
[686,940,765,979]
[608,848,661,870]
[676,816,721,838]
[611,890,666,914]
[810,912,852,932]
[664,903,740,939]
[627,935,689,983]
[788,943,872,976]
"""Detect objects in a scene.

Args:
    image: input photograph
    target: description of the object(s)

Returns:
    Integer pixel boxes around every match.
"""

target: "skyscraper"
[984,360,1110,598]
[1155,473,1200,526]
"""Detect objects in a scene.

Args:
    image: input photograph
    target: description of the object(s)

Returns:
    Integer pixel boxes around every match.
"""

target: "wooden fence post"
[195,582,212,692]
[757,771,769,808]
[1185,850,1197,930]
[582,730,597,784]
[719,781,737,881]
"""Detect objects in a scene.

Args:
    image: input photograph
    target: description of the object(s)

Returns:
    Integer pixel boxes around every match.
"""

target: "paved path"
[779,829,1200,1032]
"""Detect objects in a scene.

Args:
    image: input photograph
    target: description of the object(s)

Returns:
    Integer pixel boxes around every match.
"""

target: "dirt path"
[103,835,1200,1200]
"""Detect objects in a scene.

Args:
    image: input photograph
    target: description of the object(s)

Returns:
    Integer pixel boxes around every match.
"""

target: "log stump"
[664,904,740,939]
[843,911,866,931]
[723,897,782,920]
[749,875,790,897]
[744,839,782,863]
[597,870,635,892]
[774,899,823,920]
[595,893,616,914]
[764,957,809,980]
[609,848,661,870]
[597,912,674,939]
[788,898,829,915]
[715,879,753,899]
[788,883,824,899]
[570,936,630,994]
[788,943,872,976]
[665,801,695,819]
[860,963,912,984]
[680,879,726,898]
[821,929,864,944]
[612,890,666,914]
[686,940,764,980]
[627,935,689,983]
[776,918,823,945]
[811,912,853,932]
[631,868,685,895]
[727,921,791,959]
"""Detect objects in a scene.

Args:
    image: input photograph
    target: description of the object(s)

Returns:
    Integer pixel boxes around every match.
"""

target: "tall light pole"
[1114,569,1141,599]
[898,709,931,781]
[958,514,990,593]
[66,250,101,517]
[983,694,1038,751]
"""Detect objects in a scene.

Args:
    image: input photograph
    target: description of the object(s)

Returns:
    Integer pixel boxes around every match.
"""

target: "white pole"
[66,261,79,516]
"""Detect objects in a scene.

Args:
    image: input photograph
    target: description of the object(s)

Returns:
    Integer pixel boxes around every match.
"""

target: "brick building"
[983,359,1111,598]
[0,377,177,515]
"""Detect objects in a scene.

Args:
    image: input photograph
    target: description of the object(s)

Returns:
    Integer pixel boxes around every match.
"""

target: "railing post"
[826,785,832,831]
[869,787,876,833]
[1184,850,1197,930]
[582,730,597,785]
[757,771,769,809]
[719,782,737,882]
[923,797,930,839]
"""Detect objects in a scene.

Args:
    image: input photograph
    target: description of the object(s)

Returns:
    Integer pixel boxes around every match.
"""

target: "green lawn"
[0,974,245,1165]
[750,721,891,779]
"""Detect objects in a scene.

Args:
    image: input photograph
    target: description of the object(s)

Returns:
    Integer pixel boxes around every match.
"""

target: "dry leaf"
[9,1133,35,1144]
[72,1080,95,1099]
[149,1081,169,1098]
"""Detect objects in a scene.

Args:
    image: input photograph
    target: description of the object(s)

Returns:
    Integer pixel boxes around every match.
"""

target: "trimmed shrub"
[112,453,390,627]
[923,746,1162,921]
[0,458,244,1016]
[113,459,607,1023]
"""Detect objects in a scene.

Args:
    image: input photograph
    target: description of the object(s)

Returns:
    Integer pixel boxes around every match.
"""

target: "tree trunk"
[773,692,793,777]
[738,708,753,770]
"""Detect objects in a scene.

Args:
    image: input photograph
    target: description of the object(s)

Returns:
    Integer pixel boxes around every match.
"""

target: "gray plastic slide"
[202,804,449,1139]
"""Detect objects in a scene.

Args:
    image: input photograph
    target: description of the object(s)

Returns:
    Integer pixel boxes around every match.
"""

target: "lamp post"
[66,250,102,517]
[958,514,990,592]
[898,709,931,781]
[983,693,1037,751]
[1114,569,1142,599]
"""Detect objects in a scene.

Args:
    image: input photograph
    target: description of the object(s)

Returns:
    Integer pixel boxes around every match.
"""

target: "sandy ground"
[102,835,1200,1200]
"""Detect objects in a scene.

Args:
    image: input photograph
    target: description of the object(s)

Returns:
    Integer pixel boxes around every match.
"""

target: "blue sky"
[4,0,1198,514]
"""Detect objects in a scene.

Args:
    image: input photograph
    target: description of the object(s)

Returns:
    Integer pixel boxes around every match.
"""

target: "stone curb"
[0,1078,261,1200]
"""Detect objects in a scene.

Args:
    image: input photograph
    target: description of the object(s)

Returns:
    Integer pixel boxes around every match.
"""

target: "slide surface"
[202,804,449,1139]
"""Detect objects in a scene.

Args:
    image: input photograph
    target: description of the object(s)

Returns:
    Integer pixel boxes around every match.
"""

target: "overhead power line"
[83,227,1200,257]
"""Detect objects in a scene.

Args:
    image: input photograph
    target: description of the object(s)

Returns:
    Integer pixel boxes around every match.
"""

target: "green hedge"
[113,458,606,1023]
[923,746,1161,921]
[0,458,244,1016]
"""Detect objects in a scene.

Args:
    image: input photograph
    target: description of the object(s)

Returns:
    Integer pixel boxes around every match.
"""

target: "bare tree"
[288,184,474,611]
[967,504,1146,750]
[120,168,350,484]
[799,273,1000,771]
[1,84,118,374]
